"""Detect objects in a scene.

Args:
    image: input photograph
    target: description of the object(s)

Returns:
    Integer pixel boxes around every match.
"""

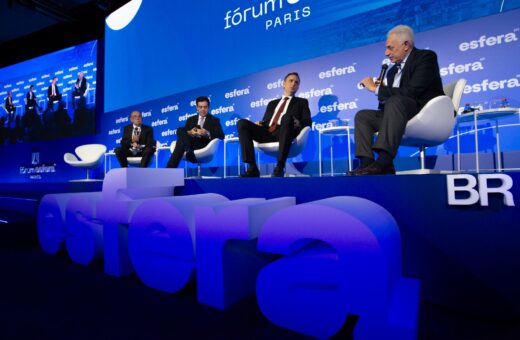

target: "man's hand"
[198,127,209,137]
[360,77,378,92]
[255,121,263,126]
[187,127,198,136]
[293,118,301,129]
[131,141,139,148]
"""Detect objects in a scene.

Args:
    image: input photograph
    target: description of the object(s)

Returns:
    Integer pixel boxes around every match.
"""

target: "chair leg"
[419,146,426,171]
[197,163,201,177]
[86,168,90,180]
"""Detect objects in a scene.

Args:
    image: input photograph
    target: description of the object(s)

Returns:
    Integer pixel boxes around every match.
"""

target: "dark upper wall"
[0,0,128,68]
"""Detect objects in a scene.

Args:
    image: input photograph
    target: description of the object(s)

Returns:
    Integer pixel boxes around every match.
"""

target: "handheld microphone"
[360,64,389,87]
[377,64,389,84]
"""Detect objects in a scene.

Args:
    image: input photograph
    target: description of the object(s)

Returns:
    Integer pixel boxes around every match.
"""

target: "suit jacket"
[121,124,154,150]
[47,84,61,99]
[4,97,15,112]
[75,78,88,95]
[261,96,311,133]
[184,113,224,141]
[26,92,37,106]
[378,48,444,110]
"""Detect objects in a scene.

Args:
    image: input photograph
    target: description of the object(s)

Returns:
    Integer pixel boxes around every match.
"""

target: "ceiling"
[0,0,129,67]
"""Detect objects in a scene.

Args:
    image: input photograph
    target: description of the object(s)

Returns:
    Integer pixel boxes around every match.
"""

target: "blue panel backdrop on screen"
[0,40,98,143]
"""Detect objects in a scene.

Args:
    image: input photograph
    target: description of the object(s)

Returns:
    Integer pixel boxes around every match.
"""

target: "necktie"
[198,116,205,128]
[268,97,289,133]
[392,63,402,88]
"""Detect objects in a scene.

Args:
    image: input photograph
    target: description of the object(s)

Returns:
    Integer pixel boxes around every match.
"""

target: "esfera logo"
[106,0,142,31]
[464,77,520,94]
[224,0,311,31]
[458,31,518,51]
[440,60,484,76]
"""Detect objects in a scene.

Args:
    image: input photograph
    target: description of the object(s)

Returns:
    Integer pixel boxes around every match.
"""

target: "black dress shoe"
[355,162,396,176]
[185,150,197,163]
[271,165,285,177]
[240,167,260,178]
[347,166,368,176]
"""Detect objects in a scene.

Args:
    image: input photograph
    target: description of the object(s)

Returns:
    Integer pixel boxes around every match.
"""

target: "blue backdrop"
[103,7,520,175]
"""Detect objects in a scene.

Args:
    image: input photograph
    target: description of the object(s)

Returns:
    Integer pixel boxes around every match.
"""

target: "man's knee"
[384,96,414,117]
[114,147,122,156]
[355,109,375,125]
[237,119,251,132]
[142,147,154,156]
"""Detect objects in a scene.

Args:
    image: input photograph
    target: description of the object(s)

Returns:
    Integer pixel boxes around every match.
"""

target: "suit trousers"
[354,95,419,159]
[237,114,297,165]
[115,146,154,168]
[167,127,209,168]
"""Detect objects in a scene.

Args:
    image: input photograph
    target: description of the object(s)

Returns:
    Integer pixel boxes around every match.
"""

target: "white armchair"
[399,79,466,174]
[170,138,222,178]
[255,126,311,176]
[127,140,160,167]
[64,144,107,180]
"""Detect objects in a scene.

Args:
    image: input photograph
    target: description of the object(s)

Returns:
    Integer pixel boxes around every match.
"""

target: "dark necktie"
[392,63,402,88]
[268,97,289,133]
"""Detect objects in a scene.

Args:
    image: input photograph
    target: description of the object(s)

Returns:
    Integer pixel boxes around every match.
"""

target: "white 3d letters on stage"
[256,196,420,339]
[195,197,296,309]
[37,169,419,339]
[97,168,185,276]
[128,193,228,293]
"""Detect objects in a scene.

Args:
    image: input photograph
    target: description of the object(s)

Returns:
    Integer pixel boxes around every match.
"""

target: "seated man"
[115,110,155,168]
[167,96,224,168]
[26,85,41,112]
[350,25,444,175]
[47,77,62,106]
[237,72,311,177]
[72,71,88,109]
[4,90,15,123]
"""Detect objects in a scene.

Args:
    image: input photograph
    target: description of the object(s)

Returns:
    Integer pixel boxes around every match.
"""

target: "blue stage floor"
[1,172,519,337]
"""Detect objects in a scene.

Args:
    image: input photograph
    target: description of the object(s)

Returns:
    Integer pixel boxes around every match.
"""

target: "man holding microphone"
[350,25,444,175]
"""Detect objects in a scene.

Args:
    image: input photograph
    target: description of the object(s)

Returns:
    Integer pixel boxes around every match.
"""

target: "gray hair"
[387,25,414,47]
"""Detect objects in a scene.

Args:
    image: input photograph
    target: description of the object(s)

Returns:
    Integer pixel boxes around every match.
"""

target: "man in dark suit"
[167,96,224,168]
[4,90,15,122]
[237,72,312,177]
[350,25,444,175]
[115,110,155,168]
[72,72,88,109]
[47,77,62,104]
[26,85,41,112]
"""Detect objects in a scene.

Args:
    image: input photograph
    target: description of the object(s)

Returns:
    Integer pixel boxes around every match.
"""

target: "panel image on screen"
[0,40,97,144]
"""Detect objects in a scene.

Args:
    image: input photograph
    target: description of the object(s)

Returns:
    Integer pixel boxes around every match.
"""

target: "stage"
[2,172,519,318]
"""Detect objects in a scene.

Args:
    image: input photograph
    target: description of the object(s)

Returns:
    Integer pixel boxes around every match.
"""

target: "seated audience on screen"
[115,110,155,168]
[167,96,224,168]
[350,25,444,176]
[237,72,311,177]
